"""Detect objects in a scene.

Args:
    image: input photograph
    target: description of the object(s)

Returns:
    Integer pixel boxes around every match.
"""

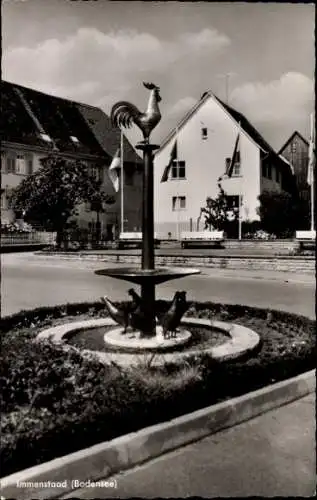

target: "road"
[1,252,315,318]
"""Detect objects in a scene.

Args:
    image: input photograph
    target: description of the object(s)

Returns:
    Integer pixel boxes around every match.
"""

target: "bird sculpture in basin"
[101,296,130,333]
[110,82,162,143]
[127,288,142,311]
[127,288,147,332]
[160,291,188,339]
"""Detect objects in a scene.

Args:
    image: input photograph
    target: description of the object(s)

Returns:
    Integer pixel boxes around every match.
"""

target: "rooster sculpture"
[160,291,188,339]
[110,82,162,143]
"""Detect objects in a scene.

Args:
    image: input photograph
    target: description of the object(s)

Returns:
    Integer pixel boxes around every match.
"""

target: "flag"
[226,130,240,178]
[307,113,315,186]
[108,148,121,192]
[161,140,177,182]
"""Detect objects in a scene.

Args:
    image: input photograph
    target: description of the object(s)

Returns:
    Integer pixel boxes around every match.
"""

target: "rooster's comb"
[143,82,160,91]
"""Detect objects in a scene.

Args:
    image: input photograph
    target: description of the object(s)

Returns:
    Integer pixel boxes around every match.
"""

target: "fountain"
[36,83,260,361]
[95,83,200,344]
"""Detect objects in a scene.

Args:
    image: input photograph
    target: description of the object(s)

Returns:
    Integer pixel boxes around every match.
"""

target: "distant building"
[1,81,143,237]
[278,131,310,201]
[154,91,296,238]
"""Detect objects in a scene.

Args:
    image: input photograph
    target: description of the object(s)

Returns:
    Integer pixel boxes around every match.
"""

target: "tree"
[10,155,115,248]
[257,190,309,237]
[200,183,238,231]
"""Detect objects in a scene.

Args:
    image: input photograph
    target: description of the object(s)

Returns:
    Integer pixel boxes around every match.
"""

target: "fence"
[1,231,56,246]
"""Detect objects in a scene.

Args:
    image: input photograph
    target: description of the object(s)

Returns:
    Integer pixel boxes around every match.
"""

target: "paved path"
[64,393,316,499]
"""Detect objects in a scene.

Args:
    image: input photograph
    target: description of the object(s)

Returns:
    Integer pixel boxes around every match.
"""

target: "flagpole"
[310,113,315,232]
[238,121,242,240]
[120,130,124,234]
[176,126,180,241]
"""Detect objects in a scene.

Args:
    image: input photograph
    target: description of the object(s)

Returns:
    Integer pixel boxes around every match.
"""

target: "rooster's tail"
[110,101,141,129]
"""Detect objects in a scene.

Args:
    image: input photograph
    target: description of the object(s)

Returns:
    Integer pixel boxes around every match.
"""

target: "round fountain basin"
[104,325,192,351]
[94,267,201,285]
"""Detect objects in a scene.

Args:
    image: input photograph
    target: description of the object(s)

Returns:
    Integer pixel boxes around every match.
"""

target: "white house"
[154,91,295,239]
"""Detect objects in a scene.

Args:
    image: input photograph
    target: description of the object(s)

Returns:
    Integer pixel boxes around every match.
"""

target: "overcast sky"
[2,0,315,150]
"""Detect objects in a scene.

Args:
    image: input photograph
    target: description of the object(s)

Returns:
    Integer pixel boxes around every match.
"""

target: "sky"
[2,0,315,150]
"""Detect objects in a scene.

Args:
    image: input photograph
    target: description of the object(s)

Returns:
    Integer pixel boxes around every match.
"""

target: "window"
[171,160,186,179]
[275,169,280,183]
[1,191,6,209]
[15,155,27,175]
[172,196,186,211]
[27,158,33,175]
[267,164,272,180]
[201,127,208,140]
[291,143,297,154]
[1,153,6,173]
[6,157,16,174]
[262,163,272,179]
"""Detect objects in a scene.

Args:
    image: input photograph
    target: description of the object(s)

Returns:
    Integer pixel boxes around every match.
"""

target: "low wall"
[109,255,315,273]
[224,239,299,254]
[40,252,315,274]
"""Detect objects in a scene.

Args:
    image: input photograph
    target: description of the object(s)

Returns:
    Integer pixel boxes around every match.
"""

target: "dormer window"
[70,136,79,144]
[40,133,52,143]
[201,127,208,140]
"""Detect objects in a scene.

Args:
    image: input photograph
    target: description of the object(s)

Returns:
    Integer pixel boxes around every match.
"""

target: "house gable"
[278,131,309,155]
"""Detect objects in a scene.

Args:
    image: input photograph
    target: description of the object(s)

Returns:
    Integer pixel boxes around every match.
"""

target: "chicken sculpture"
[160,291,188,339]
[110,82,162,143]
[101,296,131,333]
[127,288,147,332]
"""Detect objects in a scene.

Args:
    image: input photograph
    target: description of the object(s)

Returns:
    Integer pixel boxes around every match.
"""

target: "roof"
[157,90,284,161]
[277,130,309,154]
[77,104,142,165]
[1,81,141,165]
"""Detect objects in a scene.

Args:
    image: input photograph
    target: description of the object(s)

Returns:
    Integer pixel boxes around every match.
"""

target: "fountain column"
[136,142,160,337]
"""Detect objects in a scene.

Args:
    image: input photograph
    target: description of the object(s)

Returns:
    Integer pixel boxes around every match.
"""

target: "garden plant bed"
[0,300,315,478]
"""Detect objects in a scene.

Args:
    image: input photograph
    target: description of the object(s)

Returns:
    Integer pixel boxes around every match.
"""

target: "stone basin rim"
[94,266,202,276]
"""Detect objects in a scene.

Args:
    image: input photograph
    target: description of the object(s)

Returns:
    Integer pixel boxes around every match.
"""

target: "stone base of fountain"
[104,326,192,351]
[36,316,261,367]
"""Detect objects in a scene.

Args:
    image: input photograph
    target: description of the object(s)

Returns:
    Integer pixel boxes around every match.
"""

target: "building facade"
[1,81,143,236]
[278,131,310,201]
[154,91,295,238]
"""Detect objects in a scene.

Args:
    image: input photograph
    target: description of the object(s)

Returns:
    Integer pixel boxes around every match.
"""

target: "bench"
[295,230,316,250]
[117,232,161,249]
[180,231,225,249]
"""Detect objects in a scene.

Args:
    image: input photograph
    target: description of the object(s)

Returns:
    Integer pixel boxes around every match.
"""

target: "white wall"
[154,95,261,238]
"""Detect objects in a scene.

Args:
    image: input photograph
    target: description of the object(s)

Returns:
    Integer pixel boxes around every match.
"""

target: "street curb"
[1,370,315,500]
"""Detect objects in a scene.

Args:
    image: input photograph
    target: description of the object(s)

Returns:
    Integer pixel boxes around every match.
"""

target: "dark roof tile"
[1,81,141,165]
